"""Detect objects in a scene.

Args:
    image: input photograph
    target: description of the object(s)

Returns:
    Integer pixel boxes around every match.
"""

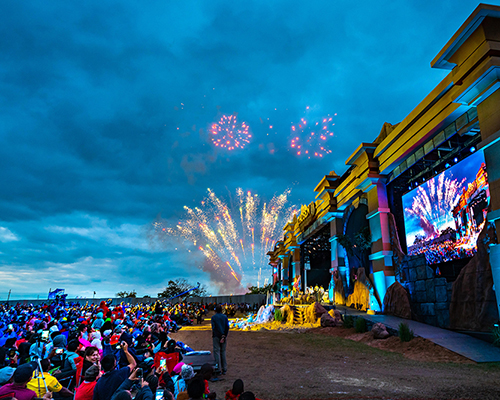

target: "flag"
[48,288,64,300]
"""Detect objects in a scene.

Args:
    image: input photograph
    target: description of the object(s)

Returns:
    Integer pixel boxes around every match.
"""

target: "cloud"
[0,227,19,242]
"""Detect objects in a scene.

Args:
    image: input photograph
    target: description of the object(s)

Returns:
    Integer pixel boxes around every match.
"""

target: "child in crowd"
[225,379,244,400]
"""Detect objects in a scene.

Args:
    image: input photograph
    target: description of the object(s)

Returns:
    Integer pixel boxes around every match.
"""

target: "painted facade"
[268,4,500,319]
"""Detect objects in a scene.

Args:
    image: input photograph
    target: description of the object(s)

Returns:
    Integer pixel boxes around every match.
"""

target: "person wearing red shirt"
[75,364,100,400]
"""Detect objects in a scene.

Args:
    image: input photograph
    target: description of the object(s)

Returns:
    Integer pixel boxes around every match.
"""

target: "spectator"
[75,365,100,400]
[0,366,15,387]
[174,365,194,399]
[92,341,136,400]
[82,347,100,377]
[225,379,244,400]
[211,305,229,375]
[110,368,153,400]
[186,378,205,400]
[27,358,73,397]
[239,392,256,400]
[0,364,48,400]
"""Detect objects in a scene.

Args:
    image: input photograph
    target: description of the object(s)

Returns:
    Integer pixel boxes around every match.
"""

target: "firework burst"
[152,188,296,294]
[210,114,251,150]
[290,107,337,158]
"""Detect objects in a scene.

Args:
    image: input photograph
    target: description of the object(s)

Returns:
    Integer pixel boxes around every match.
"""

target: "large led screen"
[403,151,489,264]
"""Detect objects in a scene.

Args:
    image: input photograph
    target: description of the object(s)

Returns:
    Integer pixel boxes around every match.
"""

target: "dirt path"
[170,321,500,400]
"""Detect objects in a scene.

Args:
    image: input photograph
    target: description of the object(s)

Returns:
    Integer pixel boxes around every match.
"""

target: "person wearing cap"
[0,366,15,387]
[0,363,49,400]
[27,358,73,397]
[75,364,100,400]
[173,365,194,400]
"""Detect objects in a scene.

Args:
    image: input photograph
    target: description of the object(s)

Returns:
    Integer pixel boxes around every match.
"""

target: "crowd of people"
[0,299,260,400]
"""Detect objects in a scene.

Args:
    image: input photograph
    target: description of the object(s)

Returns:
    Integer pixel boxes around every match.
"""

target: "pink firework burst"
[290,108,336,158]
[210,114,251,150]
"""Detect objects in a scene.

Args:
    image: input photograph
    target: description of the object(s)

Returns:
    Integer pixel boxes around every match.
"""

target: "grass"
[398,322,415,342]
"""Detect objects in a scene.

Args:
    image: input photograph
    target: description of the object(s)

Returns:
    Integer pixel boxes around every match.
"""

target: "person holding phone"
[92,341,136,400]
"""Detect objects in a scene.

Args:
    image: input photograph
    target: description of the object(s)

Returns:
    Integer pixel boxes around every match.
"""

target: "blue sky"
[1,0,497,300]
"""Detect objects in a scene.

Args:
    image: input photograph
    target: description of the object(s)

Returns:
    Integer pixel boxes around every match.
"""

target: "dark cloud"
[0,0,493,297]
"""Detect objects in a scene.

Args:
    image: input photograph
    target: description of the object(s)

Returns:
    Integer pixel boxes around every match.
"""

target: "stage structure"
[268,4,500,331]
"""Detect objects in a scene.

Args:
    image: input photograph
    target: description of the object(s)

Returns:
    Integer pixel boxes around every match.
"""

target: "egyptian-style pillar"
[478,88,500,317]
[290,246,301,289]
[366,177,395,310]
[329,217,346,303]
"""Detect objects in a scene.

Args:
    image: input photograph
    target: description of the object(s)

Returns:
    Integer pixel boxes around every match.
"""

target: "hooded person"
[90,331,103,351]
[92,312,105,330]
[0,366,15,387]
[174,365,195,399]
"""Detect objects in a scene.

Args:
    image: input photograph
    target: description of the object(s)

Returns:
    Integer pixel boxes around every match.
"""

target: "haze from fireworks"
[209,114,251,150]
[290,106,337,158]
[152,188,296,294]
[404,173,466,243]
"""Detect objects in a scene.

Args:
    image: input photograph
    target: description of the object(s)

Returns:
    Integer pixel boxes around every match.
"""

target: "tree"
[337,226,372,269]
[157,278,209,299]
[116,290,137,298]
[246,284,273,294]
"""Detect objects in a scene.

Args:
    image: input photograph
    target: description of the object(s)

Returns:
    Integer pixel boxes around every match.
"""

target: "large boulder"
[371,322,390,339]
[450,222,499,331]
[347,280,370,311]
[383,281,411,319]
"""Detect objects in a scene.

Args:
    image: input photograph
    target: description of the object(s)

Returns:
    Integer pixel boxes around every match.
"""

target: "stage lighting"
[445,163,451,168]
[470,146,476,153]
[454,157,458,163]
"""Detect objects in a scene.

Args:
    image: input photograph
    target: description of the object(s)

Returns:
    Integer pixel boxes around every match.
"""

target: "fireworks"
[152,188,296,294]
[290,108,337,158]
[210,114,251,150]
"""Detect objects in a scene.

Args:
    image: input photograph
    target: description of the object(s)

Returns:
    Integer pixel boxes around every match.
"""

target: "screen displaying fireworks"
[290,107,336,158]
[402,151,489,264]
[209,114,251,150]
[152,188,296,294]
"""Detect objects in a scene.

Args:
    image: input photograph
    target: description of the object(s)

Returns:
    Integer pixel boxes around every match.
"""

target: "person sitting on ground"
[225,379,244,400]
[239,392,256,400]
[110,367,153,400]
[92,341,137,400]
[27,358,73,397]
[193,364,215,400]
[75,364,100,400]
[82,347,100,377]
[186,378,205,400]
[0,366,15,387]
[174,365,194,400]
[164,340,183,362]
[0,363,50,400]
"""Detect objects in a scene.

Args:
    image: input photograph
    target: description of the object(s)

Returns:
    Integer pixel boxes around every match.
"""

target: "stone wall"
[401,254,453,328]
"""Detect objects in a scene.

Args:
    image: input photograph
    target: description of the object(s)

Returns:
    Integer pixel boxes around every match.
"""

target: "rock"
[449,222,499,331]
[328,309,343,326]
[383,281,411,319]
[333,270,345,305]
[371,322,390,339]
[320,312,336,327]
[347,280,370,311]
[305,302,327,323]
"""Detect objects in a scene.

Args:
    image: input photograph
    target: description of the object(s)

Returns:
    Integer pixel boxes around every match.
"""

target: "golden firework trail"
[154,188,296,285]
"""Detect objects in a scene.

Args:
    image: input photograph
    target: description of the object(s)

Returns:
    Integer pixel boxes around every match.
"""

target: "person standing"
[211,305,229,375]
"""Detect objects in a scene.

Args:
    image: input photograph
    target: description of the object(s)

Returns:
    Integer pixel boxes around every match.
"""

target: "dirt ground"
[170,317,500,400]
